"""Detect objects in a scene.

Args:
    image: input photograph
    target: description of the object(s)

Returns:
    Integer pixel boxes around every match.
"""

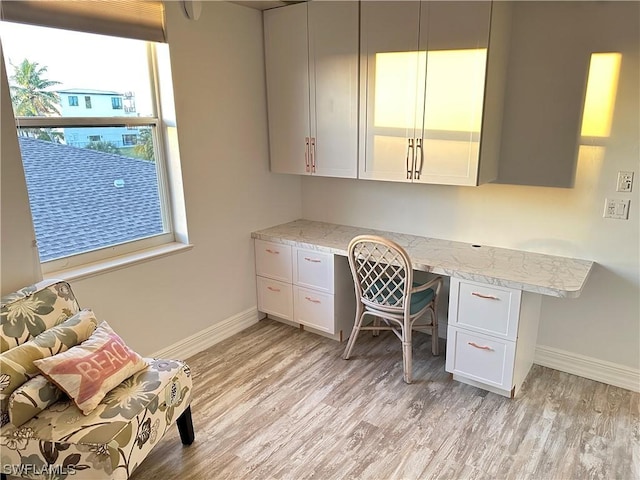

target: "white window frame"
[12,42,176,274]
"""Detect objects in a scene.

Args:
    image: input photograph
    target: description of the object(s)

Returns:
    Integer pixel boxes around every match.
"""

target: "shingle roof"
[18,137,164,262]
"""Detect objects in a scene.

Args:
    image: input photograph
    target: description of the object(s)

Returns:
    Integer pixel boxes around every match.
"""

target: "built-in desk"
[251,219,594,397]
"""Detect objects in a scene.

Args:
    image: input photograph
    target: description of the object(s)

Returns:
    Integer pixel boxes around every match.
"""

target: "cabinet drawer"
[445,327,516,390]
[257,276,293,320]
[255,240,292,282]
[294,248,334,293]
[293,286,334,334]
[449,278,521,340]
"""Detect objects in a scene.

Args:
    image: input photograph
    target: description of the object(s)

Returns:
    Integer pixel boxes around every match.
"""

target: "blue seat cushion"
[370,280,435,314]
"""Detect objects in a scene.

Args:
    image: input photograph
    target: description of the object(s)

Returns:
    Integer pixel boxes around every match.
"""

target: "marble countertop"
[252,219,594,298]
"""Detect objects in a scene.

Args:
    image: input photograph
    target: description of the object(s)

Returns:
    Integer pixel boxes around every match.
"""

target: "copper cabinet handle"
[468,342,493,351]
[304,137,310,172]
[414,137,423,180]
[310,137,316,173]
[304,257,321,263]
[406,138,414,180]
[265,249,280,255]
[472,292,500,300]
[305,296,321,304]
[267,286,281,292]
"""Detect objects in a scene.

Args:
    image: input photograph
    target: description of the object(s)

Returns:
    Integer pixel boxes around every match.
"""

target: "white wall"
[1,1,636,375]
[0,2,302,354]
[302,2,639,370]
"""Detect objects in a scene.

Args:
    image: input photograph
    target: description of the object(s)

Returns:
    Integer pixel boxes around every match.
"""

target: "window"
[0,20,177,272]
[122,133,137,146]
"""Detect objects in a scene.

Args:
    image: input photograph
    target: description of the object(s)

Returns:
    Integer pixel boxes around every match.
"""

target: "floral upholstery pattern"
[1,280,80,354]
[8,376,62,428]
[1,310,98,418]
[1,360,191,479]
[1,281,193,479]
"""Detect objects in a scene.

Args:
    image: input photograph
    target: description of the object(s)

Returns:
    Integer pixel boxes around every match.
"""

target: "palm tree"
[9,59,63,142]
[9,59,61,116]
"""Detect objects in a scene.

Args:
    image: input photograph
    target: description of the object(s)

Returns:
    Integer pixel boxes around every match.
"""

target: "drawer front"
[257,276,293,320]
[445,327,516,390]
[449,278,521,340]
[293,286,334,334]
[255,240,292,282]
[294,248,334,293]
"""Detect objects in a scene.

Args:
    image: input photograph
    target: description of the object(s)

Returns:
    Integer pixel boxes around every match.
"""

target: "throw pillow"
[0,309,98,415]
[34,321,147,415]
[8,375,63,427]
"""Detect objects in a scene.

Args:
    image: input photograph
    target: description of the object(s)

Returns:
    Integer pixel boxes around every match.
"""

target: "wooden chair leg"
[177,405,195,445]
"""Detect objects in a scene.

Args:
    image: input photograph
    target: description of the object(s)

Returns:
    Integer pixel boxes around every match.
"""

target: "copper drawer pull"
[304,257,322,263]
[472,292,499,300]
[305,296,321,304]
[265,249,280,255]
[267,286,281,292]
[468,342,494,351]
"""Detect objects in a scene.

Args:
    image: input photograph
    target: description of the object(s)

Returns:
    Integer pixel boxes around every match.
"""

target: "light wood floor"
[132,318,638,480]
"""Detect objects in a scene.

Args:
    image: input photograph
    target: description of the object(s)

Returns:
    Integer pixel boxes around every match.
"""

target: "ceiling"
[229,1,306,11]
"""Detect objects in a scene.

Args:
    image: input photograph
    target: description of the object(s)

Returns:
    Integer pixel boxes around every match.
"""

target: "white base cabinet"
[446,277,542,397]
[255,239,355,341]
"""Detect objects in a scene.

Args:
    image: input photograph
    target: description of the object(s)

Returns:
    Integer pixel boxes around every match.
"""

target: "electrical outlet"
[603,198,630,219]
[617,171,634,192]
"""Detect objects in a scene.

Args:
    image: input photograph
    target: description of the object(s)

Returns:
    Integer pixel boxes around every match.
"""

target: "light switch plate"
[603,198,630,219]
[617,171,634,192]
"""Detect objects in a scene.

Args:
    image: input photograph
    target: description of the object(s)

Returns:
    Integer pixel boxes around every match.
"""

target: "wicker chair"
[342,235,443,383]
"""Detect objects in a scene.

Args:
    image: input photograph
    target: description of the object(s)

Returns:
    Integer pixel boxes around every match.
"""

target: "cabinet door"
[415,1,491,186]
[255,240,292,283]
[257,277,294,321]
[293,286,335,334]
[359,1,423,182]
[449,278,522,341]
[293,248,334,294]
[264,3,311,175]
[445,326,516,390]
[308,1,359,178]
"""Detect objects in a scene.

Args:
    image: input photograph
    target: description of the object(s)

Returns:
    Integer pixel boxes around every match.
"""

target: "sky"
[0,21,154,115]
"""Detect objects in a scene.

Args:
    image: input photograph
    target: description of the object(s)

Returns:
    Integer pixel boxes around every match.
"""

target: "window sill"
[43,242,193,282]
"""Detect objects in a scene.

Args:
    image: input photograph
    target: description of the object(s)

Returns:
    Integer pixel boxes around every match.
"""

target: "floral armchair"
[0,280,194,479]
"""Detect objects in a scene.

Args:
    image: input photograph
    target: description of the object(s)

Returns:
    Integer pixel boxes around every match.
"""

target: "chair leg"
[403,325,413,384]
[177,405,195,445]
[431,307,439,356]
[372,316,380,337]
[343,305,365,360]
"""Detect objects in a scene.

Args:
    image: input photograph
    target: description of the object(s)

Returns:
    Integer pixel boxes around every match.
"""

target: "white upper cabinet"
[264,2,359,178]
[359,1,510,186]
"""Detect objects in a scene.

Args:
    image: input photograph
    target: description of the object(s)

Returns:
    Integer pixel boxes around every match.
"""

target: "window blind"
[0,0,166,43]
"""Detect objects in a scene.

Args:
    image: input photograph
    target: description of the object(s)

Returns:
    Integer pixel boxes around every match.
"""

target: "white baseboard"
[150,307,259,360]
[534,345,640,393]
